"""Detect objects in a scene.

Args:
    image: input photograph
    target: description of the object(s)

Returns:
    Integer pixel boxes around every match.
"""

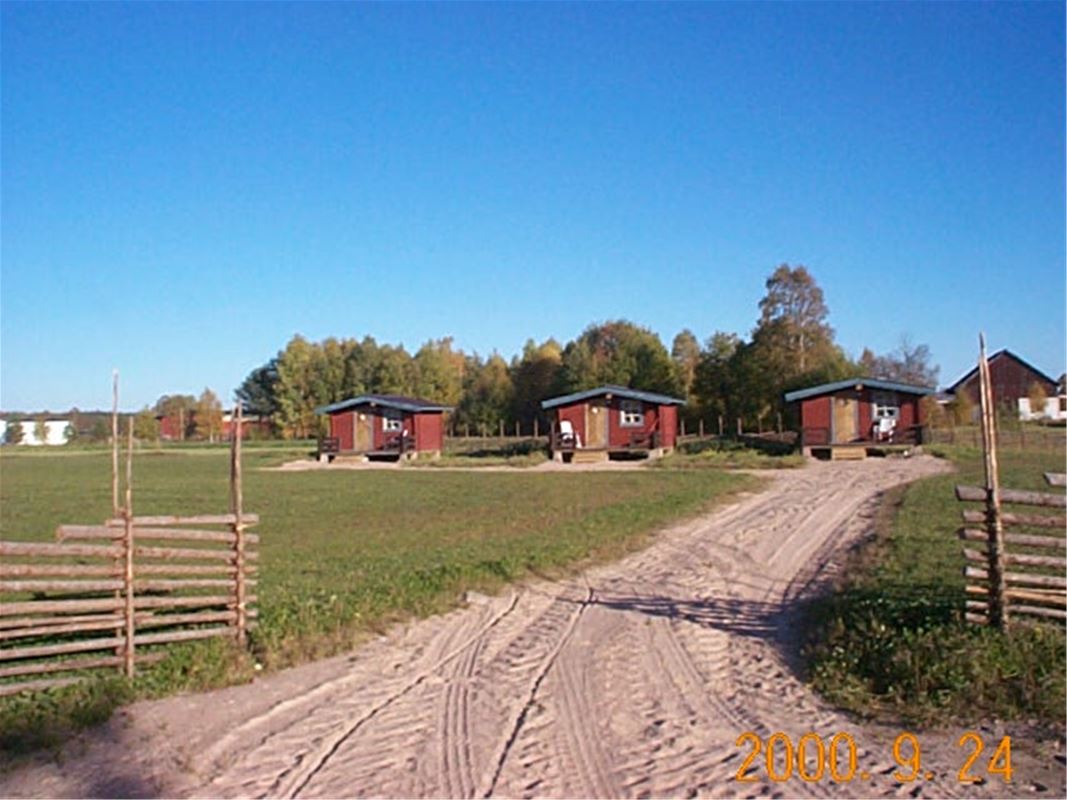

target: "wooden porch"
[318,433,418,461]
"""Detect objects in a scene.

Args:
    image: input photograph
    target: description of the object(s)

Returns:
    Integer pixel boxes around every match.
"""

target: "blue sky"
[2,2,1064,411]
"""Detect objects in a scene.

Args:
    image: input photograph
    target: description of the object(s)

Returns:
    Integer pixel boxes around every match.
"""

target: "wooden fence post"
[776,412,783,434]
[534,418,539,438]
[978,334,1008,630]
[515,421,520,438]
[699,419,704,438]
[680,419,686,437]
[231,403,247,647]
[736,417,742,436]
[123,420,135,678]
[718,416,724,437]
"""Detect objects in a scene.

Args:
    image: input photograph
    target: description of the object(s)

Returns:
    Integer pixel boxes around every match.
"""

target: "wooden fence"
[955,478,1066,627]
[953,336,1066,629]
[0,398,257,696]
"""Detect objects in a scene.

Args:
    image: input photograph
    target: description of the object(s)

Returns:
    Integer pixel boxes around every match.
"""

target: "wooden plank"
[963,547,989,563]
[0,617,124,641]
[0,579,123,593]
[955,484,1066,508]
[134,578,254,591]
[134,627,231,646]
[106,514,258,528]
[0,612,121,631]
[133,594,255,610]
[0,655,120,679]
[958,528,1066,549]
[0,597,124,617]
[59,525,259,545]
[136,563,255,577]
[0,677,83,697]
[1005,588,1067,607]
[965,612,988,625]
[0,541,122,559]
[965,565,1067,589]
[0,564,119,578]
[133,545,252,562]
[1004,551,1067,569]
[1009,604,1067,620]
[0,636,125,662]
[1045,472,1067,487]
[135,610,237,629]
[962,509,1065,529]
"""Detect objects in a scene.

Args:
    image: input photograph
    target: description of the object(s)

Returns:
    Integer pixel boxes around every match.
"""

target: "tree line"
[233,265,941,439]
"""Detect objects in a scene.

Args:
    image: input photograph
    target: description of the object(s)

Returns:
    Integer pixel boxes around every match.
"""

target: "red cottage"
[785,378,933,459]
[316,395,451,461]
[541,385,684,463]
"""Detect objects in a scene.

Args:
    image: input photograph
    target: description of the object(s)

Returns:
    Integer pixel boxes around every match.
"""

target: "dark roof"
[541,385,685,411]
[783,378,935,403]
[316,394,453,415]
[947,349,1059,394]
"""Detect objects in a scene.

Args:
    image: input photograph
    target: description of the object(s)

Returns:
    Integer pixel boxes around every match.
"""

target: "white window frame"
[619,399,644,427]
[382,409,402,432]
[871,392,899,420]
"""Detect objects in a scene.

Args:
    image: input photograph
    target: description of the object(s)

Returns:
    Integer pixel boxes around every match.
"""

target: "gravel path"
[4,456,1064,799]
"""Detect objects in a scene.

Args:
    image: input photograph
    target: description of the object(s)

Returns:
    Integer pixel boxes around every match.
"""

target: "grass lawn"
[0,444,760,750]
[802,443,1066,730]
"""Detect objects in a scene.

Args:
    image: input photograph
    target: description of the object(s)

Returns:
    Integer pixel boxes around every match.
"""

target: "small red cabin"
[316,395,451,461]
[541,385,684,463]
[785,378,933,455]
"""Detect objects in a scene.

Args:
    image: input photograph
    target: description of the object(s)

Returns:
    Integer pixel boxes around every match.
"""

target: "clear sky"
[2,2,1064,412]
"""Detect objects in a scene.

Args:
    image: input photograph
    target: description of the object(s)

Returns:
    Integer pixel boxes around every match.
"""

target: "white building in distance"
[0,419,70,446]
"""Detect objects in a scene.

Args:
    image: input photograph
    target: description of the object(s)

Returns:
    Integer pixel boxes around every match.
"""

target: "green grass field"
[802,443,1067,729]
[0,445,760,750]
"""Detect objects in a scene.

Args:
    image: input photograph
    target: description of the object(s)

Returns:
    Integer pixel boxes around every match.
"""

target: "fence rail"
[0,399,258,697]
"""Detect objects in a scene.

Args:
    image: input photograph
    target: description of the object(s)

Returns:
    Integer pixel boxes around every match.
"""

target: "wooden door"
[354,411,373,452]
[832,397,858,443]
[585,400,608,448]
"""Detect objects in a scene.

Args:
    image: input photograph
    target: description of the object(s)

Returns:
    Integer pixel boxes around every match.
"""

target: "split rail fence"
[0,394,258,697]
[954,336,1067,629]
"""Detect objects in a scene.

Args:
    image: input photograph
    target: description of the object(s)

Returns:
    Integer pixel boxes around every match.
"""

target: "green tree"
[236,360,279,416]
[858,336,939,387]
[133,407,160,441]
[194,388,224,442]
[1027,381,1049,420]
[4,420,24,445]
[154,394,197,441]
[88,419,110,442]
[64,422,78,444]
[950,391,976,426]
[274,335,322,439]
[33,416,48,445]
[692,331,741,423]
[510,338,563,430]
[414,338,465,406]
[558,321,680,396]
[456,354,514,434]
[756,264,835,374]
[671,329,701,416]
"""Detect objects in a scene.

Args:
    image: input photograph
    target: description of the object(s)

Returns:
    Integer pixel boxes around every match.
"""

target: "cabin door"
[832,397,859,443]
[585,399,608,448]
[354,411,373,452]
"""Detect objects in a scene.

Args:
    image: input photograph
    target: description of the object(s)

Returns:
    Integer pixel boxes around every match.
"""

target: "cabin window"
[620,399,644,427]
[871,392,899,420]
[382,409,402,431]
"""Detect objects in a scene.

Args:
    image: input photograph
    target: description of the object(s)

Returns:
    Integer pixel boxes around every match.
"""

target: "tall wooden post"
[978,334,1007,630]
[680,419,686,437]
[718,416,724,437]
[231,403,247,646]
[112,371,119,517]
[533,418,539,438]
[515,421,520,438]
[776,412,783,434]
[699,419,704,438]
[123,420,136,678]
[736,417,742,436]
[499,420,504,437]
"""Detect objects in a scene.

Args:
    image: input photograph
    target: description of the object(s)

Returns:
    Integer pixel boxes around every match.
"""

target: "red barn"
[541,385,684,463]
[785,378,933,458]
[316,395,451,461]
[948,349,1058,414]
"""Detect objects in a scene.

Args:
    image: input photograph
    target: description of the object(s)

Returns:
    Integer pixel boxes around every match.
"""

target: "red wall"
[330,411,354,449]
[800,396,832,444]
[556,404,586,446]
[556,398,679,448]
[957,354,1057,408]
[799,390,924,444]
[413,412,444,452]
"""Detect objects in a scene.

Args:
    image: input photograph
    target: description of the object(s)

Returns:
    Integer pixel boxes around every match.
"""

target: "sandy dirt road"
[4,456,1064,799]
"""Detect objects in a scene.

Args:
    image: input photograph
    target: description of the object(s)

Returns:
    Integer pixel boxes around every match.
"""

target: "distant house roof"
[947,350,1059,394]
[784,378,935,404]
[541,385,685,411]
[316,394,452,415]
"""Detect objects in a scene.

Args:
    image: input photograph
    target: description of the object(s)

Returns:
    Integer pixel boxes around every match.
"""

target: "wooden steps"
[830,446,867,461]
[570,449,609,464]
